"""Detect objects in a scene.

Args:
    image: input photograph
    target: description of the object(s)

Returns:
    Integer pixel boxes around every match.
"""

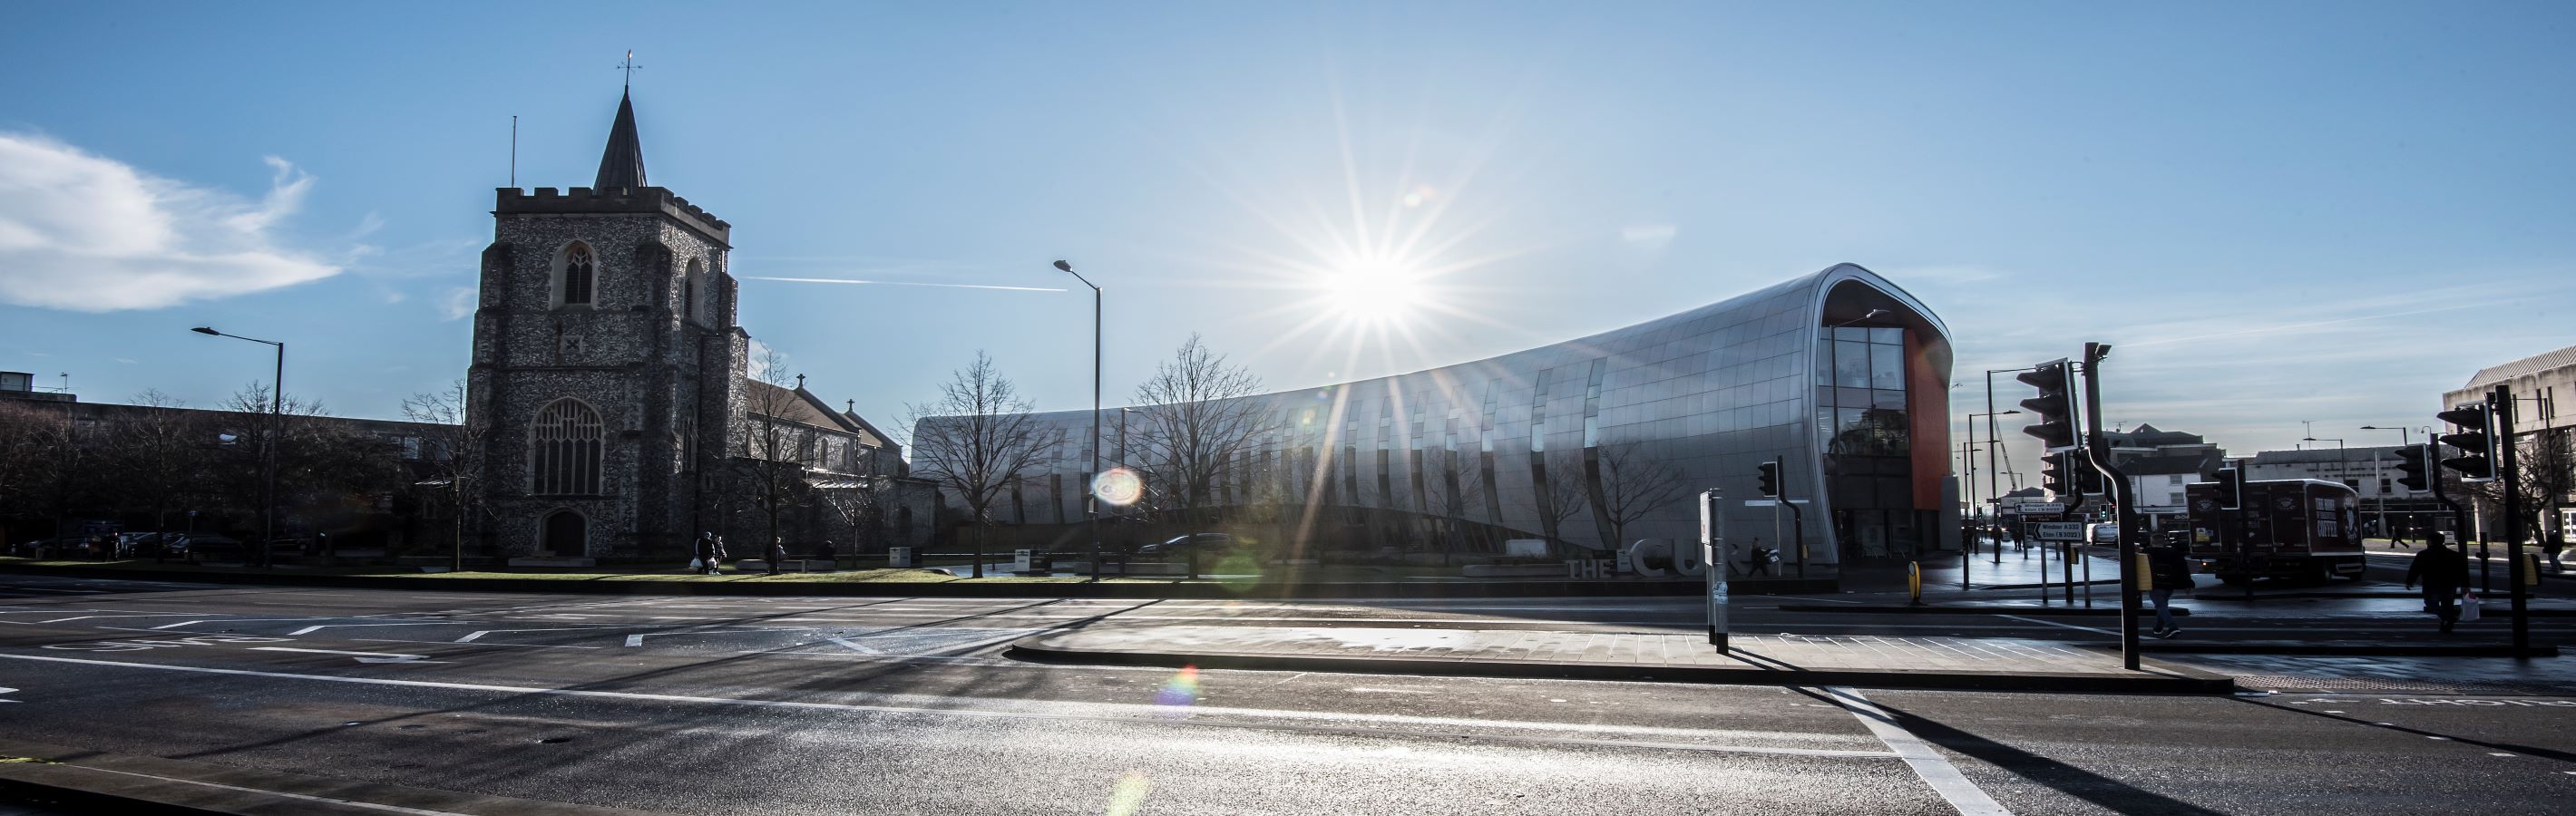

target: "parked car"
[1138,533,1237,556]
[170,535,247,560]
[2088,523,2121,544]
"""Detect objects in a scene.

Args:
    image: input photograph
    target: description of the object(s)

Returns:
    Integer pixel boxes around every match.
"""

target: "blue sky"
[4,2,2571,484]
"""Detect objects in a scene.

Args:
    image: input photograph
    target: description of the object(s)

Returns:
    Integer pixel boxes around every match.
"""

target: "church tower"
[464,88,745,563]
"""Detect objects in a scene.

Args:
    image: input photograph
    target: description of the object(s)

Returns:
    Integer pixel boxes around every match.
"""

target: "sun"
[1318,260,1424,324]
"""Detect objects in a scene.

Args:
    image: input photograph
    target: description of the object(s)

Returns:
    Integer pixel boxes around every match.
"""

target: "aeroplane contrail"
[746,276,1066,293]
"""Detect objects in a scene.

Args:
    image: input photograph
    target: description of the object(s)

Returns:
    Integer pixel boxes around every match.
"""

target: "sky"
[4,1,2571,487]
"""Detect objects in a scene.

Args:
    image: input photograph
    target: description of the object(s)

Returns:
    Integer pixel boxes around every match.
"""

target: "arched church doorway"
[541,510,587,557]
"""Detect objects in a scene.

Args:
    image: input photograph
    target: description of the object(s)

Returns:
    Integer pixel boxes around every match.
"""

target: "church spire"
[593,88,648,190]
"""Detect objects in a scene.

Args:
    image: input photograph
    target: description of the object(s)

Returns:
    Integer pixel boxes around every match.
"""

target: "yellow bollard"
[2134,552,2153,592]
[1908,561,1922,605]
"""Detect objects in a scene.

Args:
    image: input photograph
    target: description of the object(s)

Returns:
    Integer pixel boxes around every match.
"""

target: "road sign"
[1741,500,1810,507]
[2036,521,2088,541]
[2015,503,2064,515]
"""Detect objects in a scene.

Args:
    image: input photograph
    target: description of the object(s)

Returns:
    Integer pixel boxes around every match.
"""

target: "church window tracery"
[557,242,596,307]
[531,398,604,495]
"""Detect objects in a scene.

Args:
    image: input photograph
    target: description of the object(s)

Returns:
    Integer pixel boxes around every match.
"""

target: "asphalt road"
[0,574,2571,814]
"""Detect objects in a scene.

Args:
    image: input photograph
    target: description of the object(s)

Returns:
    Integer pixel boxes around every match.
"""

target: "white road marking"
[827,637,880,654]
[287,623,444,636]
[0,652,1897,758]
[248,647,434,660]
[43,763,468,815]
[1821,687,2012,816]
[1994,615,2116,636]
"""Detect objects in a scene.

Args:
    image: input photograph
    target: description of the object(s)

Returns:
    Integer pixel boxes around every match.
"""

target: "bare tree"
[1128,335,1275,524]
[1420,448,1483,563]
[103,390,211,545]
[402,379,490,570]
[0,400,70,539]
[815,475,887,556]
[1531,450,1591,549]
[214,383,402,560]
[907,351,1049,578]
[736,348,820,559]
[1594,442,1689,549]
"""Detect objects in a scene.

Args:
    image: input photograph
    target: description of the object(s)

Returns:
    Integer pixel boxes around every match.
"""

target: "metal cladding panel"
[930,264,1951,568]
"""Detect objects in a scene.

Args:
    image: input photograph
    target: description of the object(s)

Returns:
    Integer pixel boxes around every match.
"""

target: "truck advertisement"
[2185,479,2365,584]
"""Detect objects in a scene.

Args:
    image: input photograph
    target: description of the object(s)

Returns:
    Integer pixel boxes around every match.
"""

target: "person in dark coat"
[692,532,719,575]
[766,539,787,576]
[816,540,838,569]
[2405,532,2472,633]
[2145,538,2192,638]
[2544,531,2565,576]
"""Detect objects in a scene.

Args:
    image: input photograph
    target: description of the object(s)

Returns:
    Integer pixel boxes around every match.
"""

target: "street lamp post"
[1985,367,2037,565]
[1966,409,2022,589]
[191,326,283,568]
[1053,260,1104,582]
[2361,425,2425,541]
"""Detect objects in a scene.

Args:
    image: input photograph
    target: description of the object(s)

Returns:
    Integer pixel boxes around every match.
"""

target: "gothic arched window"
[682,257,704,323]
[558,243,596,307]
[530,398,604,495]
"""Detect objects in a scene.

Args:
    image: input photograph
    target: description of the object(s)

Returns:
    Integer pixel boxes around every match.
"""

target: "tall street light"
[1965,409,2021,589]
[1053,260,1104,582]
[2360,425,2427,540]
[1986,366,2037,564]
[192,326,283,568]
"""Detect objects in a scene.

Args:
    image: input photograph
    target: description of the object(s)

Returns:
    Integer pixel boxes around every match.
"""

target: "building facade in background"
[2444,345,2576,537]
[942,265,1956,571]
[463,90,931,564]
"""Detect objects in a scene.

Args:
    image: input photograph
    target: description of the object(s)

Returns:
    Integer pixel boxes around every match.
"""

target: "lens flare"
[1092,467,1144,507]
[1155,665,1201,711]
[1105,771,1151,816]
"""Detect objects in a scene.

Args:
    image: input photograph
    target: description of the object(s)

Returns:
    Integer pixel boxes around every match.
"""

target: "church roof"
[743,379,858,434]
[594,90,648,190]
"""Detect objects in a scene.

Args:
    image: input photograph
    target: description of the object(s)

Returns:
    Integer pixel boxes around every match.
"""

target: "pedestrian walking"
[713,535,732,572]
[2388,520,2413,550]
[817,540,838,569]
[766,539,786,575]
[2146,538,2191,638]
[2405,533,2471,633]
[2543,531,2565,576]
[692,532,719,575]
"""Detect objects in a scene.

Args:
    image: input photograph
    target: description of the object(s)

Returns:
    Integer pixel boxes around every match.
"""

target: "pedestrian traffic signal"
[2040,452,2077,498]
[2016,359,2078,452]
[2212,466,2242,509]
[2392,444,2431,492]
[2436,403,2496,482]
[1756,460,1781,497]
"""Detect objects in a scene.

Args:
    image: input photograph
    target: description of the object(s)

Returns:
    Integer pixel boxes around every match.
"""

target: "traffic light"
[1756,460,1781,497]
[2437,403,2496,482]
[2016,359,2078,451]
[2392,444,2431,492]
[2212,466,2242,509]
[2041,452,2074,495]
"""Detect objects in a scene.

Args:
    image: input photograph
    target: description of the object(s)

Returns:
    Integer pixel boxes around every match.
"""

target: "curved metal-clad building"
[942,263,1955,571]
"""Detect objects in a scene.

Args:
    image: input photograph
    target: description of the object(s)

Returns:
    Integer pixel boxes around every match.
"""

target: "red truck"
[2185,479,2365,585]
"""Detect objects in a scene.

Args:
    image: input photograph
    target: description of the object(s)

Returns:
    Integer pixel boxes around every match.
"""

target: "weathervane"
[618,50,642,91]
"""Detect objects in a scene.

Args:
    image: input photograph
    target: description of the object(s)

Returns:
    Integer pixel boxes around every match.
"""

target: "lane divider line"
[1820,686,2013,816]
[0,652,1896,758]
[28,763,468,816]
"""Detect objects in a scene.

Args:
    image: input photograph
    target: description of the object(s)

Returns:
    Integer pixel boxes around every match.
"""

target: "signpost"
[1702,489,1729,652]
[2036,521,2087,541]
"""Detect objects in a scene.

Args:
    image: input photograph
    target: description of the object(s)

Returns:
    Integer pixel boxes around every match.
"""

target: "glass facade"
[938,264,1955,571]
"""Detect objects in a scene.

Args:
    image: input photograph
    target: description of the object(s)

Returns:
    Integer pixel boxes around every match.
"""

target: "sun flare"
[1319,260,1424,324]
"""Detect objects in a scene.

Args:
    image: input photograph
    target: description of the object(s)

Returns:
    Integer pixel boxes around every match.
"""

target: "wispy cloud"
[0,132,338,311]
[745,276,1067,293]
[438,287,475,321]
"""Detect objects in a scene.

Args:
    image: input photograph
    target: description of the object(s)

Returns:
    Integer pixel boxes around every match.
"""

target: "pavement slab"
[1010,625,2235,693]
